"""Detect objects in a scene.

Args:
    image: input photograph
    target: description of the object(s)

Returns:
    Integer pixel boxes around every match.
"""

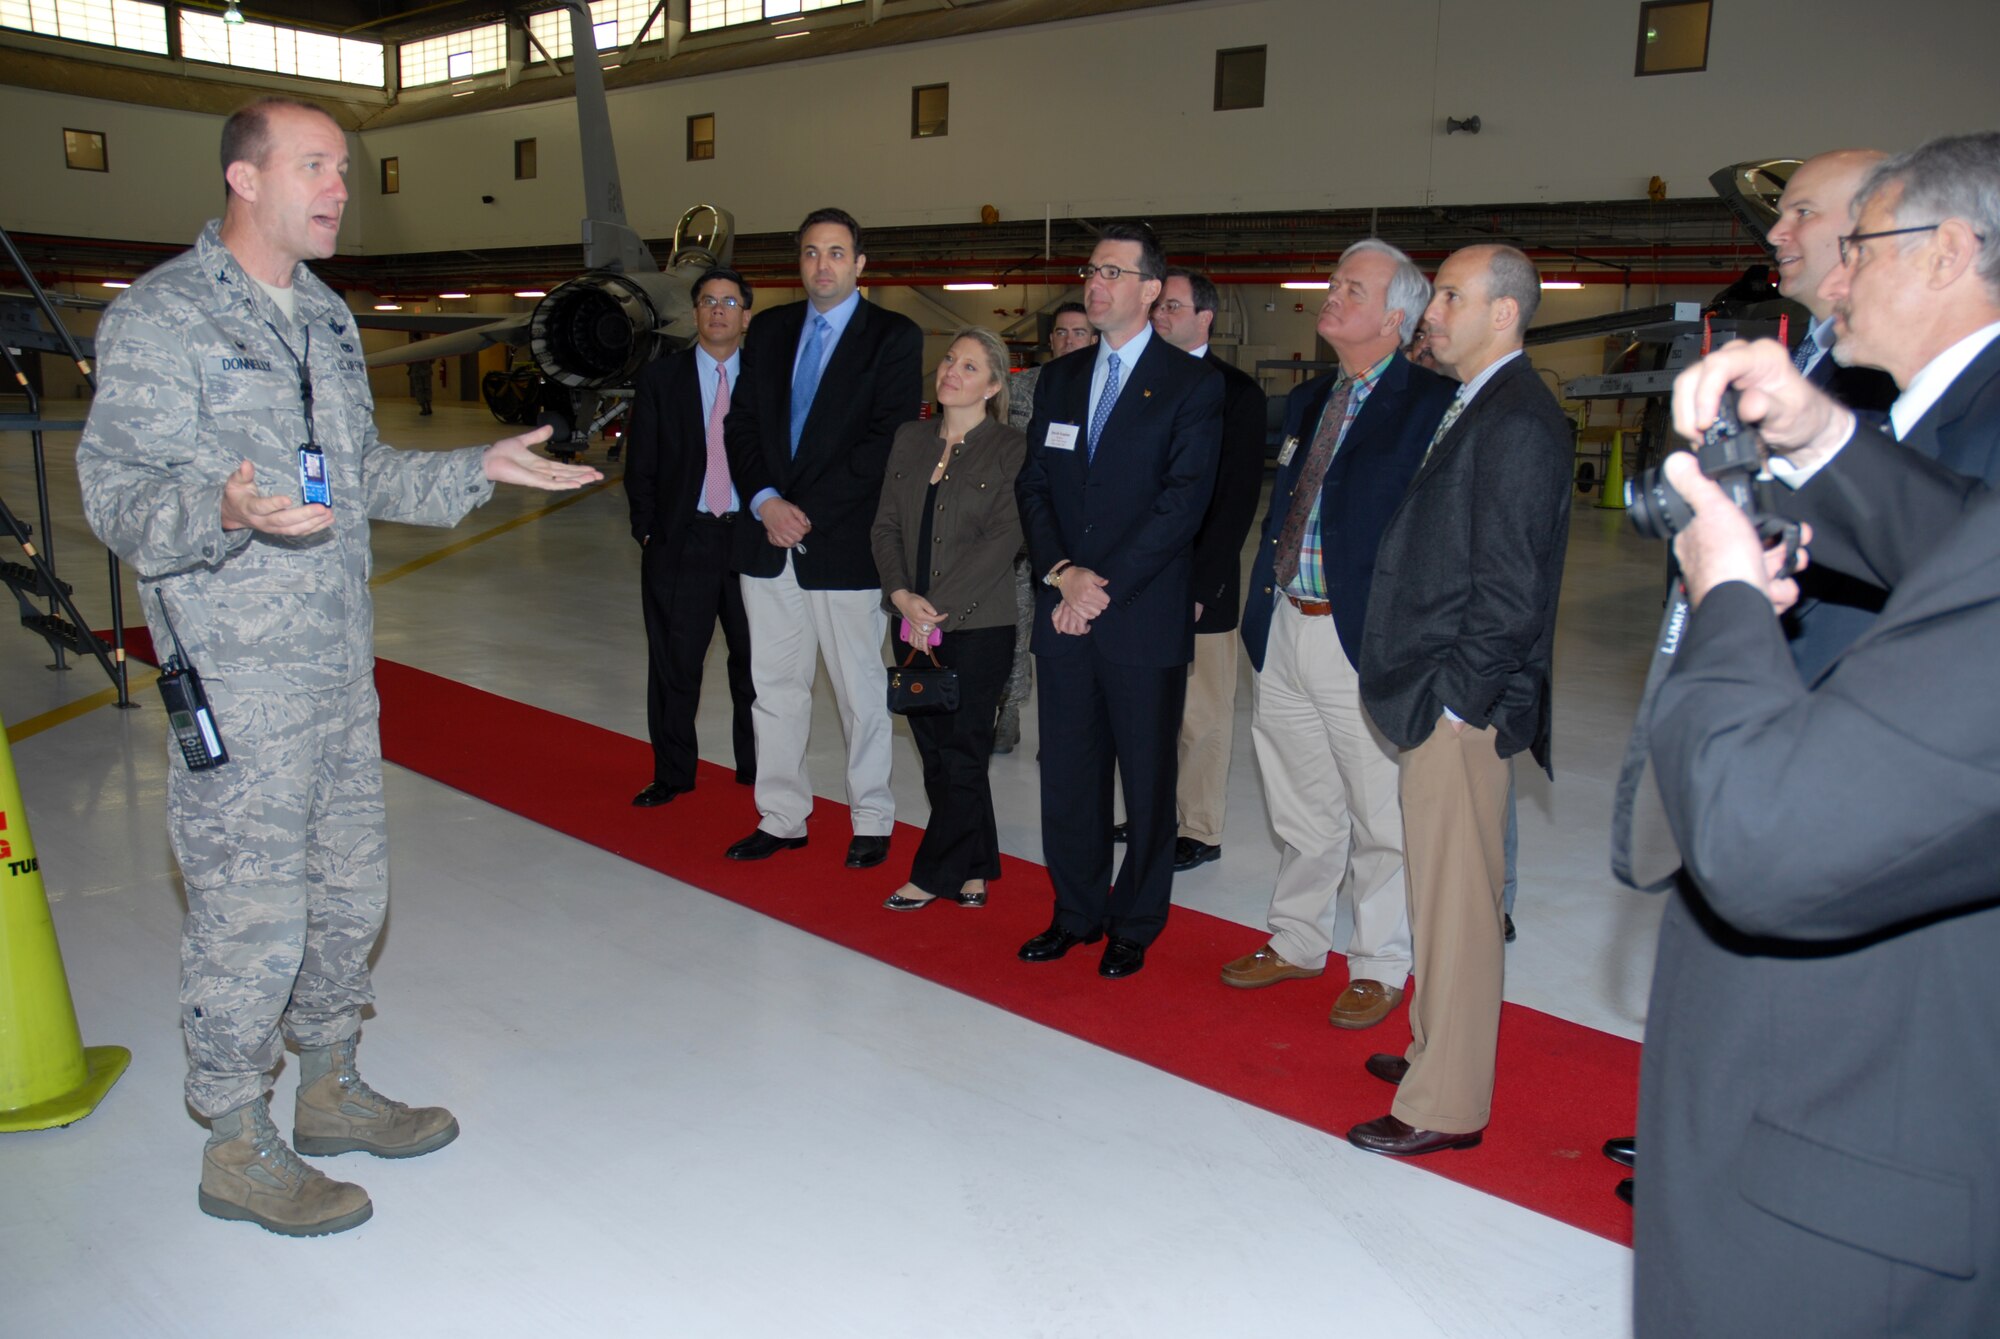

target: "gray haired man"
[78,97,599,1237]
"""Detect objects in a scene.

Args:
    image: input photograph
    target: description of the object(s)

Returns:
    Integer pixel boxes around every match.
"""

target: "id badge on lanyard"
[269,319,333,509]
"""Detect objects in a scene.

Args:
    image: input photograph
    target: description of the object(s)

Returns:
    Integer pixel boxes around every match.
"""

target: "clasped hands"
[1052,566,1109,636]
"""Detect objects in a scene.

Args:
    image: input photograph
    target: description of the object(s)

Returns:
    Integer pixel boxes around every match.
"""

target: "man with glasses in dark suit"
[1015,223,1223,978]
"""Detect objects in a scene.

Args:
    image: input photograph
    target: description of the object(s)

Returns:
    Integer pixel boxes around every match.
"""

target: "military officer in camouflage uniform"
[77,98,601,1238]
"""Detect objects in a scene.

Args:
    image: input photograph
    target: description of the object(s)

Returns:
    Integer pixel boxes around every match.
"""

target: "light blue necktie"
[1087,351,1121,462]
[789,315,831,456]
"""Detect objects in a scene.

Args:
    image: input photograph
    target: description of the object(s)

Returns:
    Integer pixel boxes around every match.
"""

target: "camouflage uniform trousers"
[170,673,388,1119]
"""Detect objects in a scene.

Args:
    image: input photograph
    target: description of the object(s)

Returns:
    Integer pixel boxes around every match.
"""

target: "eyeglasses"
[1154,299,1204,315]
[1078,263,1157,283]
[1836,223,1988,268]
[696,294,743,309]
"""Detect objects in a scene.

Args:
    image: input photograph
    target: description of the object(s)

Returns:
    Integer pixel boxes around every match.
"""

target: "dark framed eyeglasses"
[1078,263,1157,283]
[1154,299,1204,315]
[1837,223,1988,268]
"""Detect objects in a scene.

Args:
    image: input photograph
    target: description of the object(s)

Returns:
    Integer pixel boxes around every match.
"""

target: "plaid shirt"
[1284,352,1395,601]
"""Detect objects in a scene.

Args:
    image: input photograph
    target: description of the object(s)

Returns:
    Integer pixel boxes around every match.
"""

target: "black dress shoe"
[1098,936,1147,978]
[1602,1136,1636,1168]
[734,770,756,787]
[1504,913,1517,943]
[1172,838,1220,872]
[631,782,686,808]
[1017,922,1104,962]
[845,835,890,869]
[1110,821,1129,842]
[1346,1114,1483,1157]
[726,829,808,861]
[1616,1177,1634,1205]
[1364,1053,1410,1085]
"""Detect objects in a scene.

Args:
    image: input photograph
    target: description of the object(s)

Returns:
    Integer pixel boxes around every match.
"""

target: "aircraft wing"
[363,313,533,369]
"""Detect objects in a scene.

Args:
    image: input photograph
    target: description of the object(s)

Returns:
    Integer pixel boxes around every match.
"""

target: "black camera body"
[1626,388,1771,540]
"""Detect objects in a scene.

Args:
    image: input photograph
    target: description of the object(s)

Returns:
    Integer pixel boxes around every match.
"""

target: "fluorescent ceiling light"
[438,292,470,300]
[373,303,401,311]
[1279,281,1329,290]
[101,280,131,289]
[1541,280,1585,290]
[943,282,999,292]
[515,290,547,299]
[775,30,808,39]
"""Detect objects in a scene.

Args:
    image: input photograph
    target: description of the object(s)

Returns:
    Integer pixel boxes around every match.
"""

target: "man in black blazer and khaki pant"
[624,267,757,805]
[1015,222,1223,978]
[1350,245,1574,1156]
[1630,133,2000,1338]
[723,208,924,868]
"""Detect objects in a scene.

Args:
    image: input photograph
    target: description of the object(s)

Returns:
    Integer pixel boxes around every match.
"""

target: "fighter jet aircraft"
[363,2,735,458]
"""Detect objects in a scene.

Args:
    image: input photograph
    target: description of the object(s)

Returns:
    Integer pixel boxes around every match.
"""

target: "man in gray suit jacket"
[1631,131,2000,1339]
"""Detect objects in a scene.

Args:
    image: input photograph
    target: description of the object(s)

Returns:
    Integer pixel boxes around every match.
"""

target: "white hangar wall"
[1,0,1995,252]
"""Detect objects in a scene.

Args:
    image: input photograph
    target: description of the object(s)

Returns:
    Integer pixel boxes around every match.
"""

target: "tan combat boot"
[294,1036,460,1159]
[200,1098,374,1237]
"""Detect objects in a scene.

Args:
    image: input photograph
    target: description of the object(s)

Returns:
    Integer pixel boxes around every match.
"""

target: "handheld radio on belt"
[153,588,229,771]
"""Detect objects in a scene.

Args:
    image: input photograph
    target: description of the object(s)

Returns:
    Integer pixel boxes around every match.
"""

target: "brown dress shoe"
[1219,946,1324,989]
[1346,1114,1483,1157]
[1364,1053,1410,1085]
[1329,979,1404,1029]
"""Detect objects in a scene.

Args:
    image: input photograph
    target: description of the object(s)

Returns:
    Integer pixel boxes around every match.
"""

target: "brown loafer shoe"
[1346,1114,1483,1157]
[1364,1053,1410,1085]
[1329,979,1404,1029]
[1220,946,1324,989]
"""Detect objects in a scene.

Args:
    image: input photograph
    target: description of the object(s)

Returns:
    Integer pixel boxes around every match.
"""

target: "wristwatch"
[1043,560,1072,588]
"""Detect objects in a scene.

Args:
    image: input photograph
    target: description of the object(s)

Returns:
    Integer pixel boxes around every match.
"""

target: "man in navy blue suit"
[1223,241,1454,1031]
[1014,222,1223,978]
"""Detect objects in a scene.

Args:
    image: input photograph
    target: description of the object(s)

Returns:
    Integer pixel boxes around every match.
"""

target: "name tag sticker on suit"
[1045,423,1081,452]
[1277,435,1300,466]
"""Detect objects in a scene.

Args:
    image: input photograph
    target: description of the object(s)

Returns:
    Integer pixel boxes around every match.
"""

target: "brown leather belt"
[1286,594,1332,617]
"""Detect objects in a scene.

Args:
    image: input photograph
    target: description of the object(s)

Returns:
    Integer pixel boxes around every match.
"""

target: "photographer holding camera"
[1633,132,2000,1339]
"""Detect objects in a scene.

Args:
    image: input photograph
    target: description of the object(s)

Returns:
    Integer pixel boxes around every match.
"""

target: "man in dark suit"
[1222,241,1454,1032]
[1349,244,1573,1156]
[1014,222,1223,978]
[1149,266,1266,872]
[722,207,923,868]
[624,268,757,807]
[1626,132,2000,1337]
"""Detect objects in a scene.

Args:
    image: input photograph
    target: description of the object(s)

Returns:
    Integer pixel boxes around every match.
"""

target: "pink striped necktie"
[704,364,732,514]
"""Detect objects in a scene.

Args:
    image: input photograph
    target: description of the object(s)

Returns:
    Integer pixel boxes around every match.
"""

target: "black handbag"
[886,644,960,716]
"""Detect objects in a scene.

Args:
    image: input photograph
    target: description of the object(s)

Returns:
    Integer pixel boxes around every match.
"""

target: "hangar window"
[399,21,506,89]
[380,157,399,194]
[1635,0,1712,76]
[0,0,168,55]
[526,2,670,59]
[1214,45,1266,111]
[63,127,107,172]
[689,0,850,34]
[515,139,538,180]
[912,84,948,139]
[179,12,385,87]
[687,114,715,162]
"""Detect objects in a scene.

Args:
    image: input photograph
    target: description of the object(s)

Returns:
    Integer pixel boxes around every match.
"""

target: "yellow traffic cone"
[1596,430,1628,510]
[0,710,128,1131]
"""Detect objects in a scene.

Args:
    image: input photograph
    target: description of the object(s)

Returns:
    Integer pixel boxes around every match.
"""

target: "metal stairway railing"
[0,222,133,706]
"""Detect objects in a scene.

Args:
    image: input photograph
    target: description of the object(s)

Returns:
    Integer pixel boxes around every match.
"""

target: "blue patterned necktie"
[1087,351,1122,462]
[1793,328,1820,374]
[789,314,831,456]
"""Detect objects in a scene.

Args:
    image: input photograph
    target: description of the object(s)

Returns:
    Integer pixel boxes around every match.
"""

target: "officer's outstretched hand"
[220,460,335,536]
[482,425,605,490]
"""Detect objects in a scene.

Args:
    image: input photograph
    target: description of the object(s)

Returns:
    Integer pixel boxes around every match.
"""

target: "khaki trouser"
[1176,630,1240,845]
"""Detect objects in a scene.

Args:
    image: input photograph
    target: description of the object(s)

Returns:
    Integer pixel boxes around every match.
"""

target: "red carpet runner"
[371,658,1640,1245]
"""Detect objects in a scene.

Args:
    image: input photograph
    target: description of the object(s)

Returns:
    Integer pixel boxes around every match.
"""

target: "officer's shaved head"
[221,98,336,199]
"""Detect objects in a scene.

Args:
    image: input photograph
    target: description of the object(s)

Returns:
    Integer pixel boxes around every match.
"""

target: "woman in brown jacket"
[870,326,1027,910]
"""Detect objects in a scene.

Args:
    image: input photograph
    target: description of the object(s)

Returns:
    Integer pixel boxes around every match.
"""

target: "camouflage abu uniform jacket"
[79,222,495,691]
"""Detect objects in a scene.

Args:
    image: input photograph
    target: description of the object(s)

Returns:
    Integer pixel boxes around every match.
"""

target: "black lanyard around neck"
[263,320,317,448]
